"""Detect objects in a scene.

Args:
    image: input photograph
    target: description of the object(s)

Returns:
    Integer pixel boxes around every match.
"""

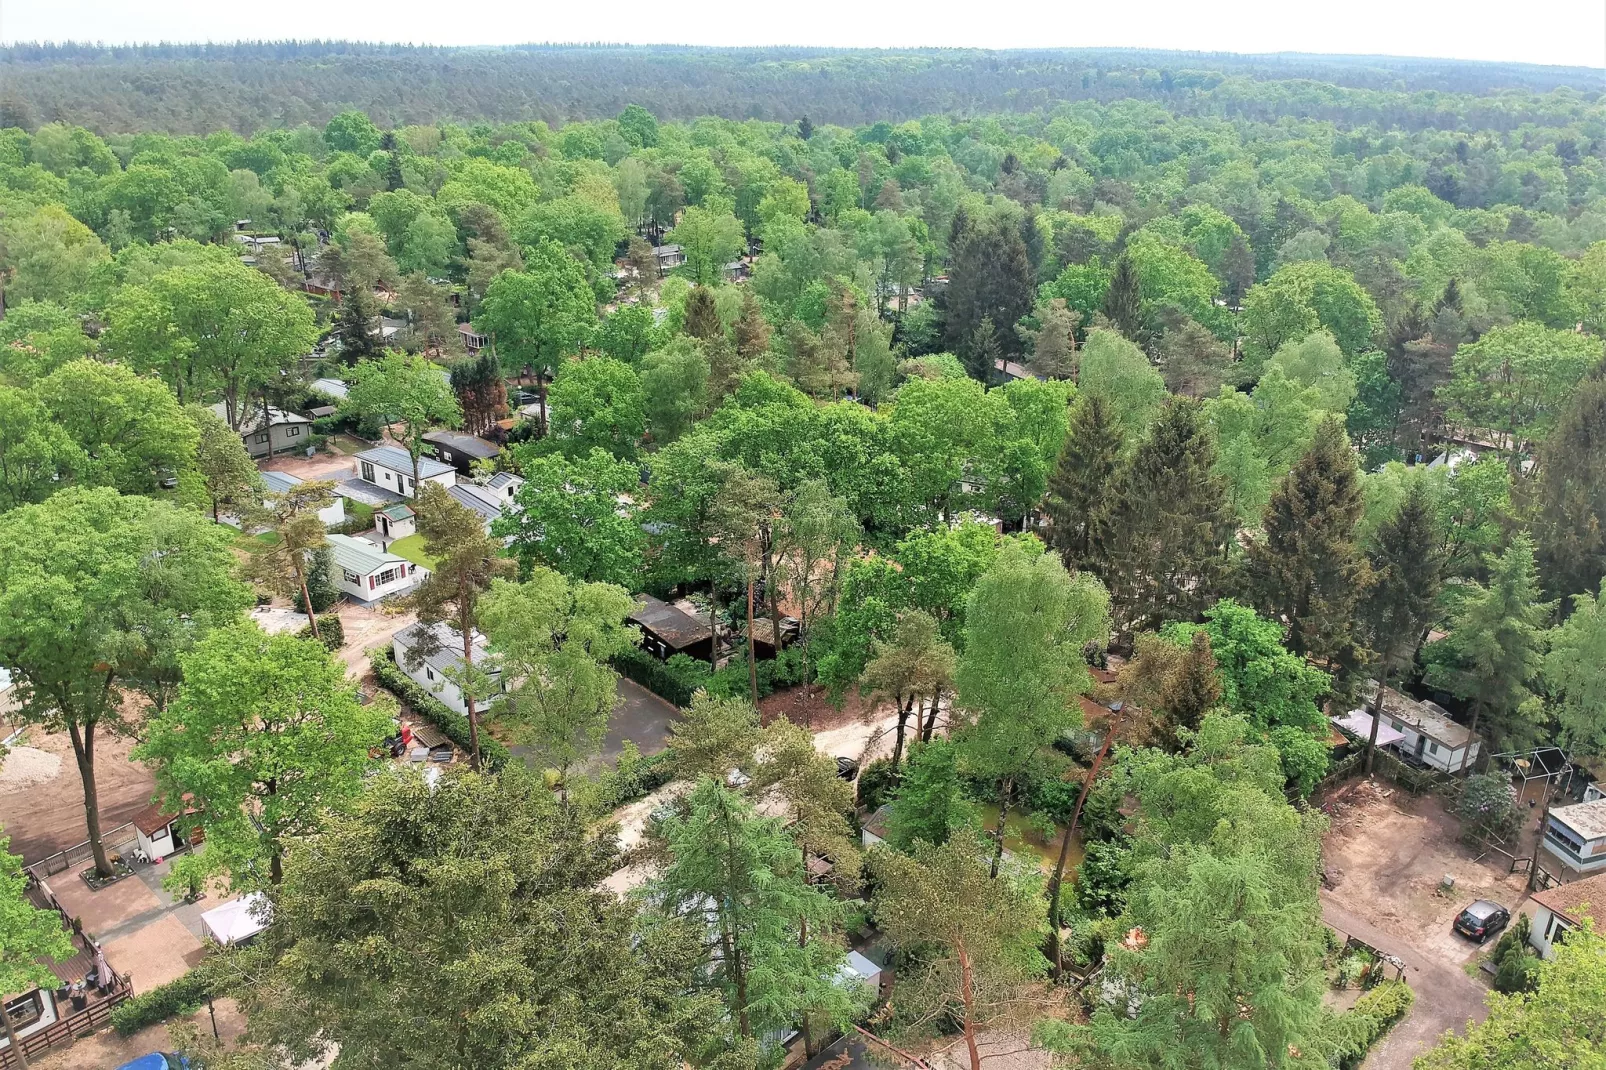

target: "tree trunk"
[67,720,112,879]
[761,524,782,663]
[799,914,817,1057]
[708,588,720,670]
[891,694,913,770]
[536,371,549,438]
[958,939,982,1070]
[1364,671,1387,775]
[990,778,1012,879]
[746,577,759,709]
[922,687,943,742]
[463,629,483,773]
[294,555,320,641]
[1048,719,1116,978]
[0,994,31,1070]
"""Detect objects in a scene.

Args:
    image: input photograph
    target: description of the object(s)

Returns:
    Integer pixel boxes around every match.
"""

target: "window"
[288,426,301,437]
[1428,741,1439,755]
[375,567,402,586]
[255,433,270,444]
[5,991,43,1031]
[360,461,376,483]
[1390,721,1403,732]
[341,568,361,585]
[425,668,435,681]
[1546,914,1572,943]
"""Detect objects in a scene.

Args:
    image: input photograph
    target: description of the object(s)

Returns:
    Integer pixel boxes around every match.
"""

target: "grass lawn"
[345,500,375,530]
[387,533,438,569]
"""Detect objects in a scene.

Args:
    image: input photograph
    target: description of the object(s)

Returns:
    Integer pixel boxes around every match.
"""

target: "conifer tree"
[732,290,772,361]
[1358,480,1443,770]
[1045,392,1124,575]
[1423,536,1552,746]
[334,285,383,364]
[1534,367,1606,605]
[1104,397,1233,637]
[1027,297,1079,380]
[682,285,723,343]
[1245,415,1370,665]
[944,217,1033,362]
[1101,253,1144,342]
[964,315,1002,385]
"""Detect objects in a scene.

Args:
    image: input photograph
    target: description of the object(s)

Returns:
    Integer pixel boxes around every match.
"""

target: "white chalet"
[354,445,456,499]
[392,621,501,716]
[327,533,426,603]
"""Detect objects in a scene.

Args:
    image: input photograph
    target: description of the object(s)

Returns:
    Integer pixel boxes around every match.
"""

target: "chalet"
[860,804,892,848]
[1366,685,1480,774]
[353,446,456,500]
[260,470,346,527]
[628,594,713,662]
[392,621,502,716]
[458,323,489,354]
[422,430,503,475]
[213,402,312,458]
[653,244,685,274]
[2,879,129,1065]
[1542,798,1606,879]
[447,483,510,528]
[1528,870,1606,958]
[309,377,349,401]
[993,358,1038,382]
[327,533,426,603]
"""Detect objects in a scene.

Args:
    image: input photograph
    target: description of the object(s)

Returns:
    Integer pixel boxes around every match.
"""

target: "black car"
[1453,899,1511,943]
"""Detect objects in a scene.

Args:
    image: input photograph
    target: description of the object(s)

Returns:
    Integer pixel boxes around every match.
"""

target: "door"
[379,515,390,537]
[1415,735,1428,758]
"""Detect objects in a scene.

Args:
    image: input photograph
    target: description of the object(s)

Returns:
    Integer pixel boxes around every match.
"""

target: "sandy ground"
[34,998,247,1070]
[0,724,158,867]
[259,450,359,481]
[334,600,416,678]
[1317,776,1529,1070]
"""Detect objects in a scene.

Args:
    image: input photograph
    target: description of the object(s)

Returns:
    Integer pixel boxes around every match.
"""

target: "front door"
[379,515,390,537]
[1415,735,1428,758]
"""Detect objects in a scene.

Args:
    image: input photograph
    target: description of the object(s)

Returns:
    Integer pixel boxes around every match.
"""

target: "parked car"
[1453,899,1511,943]
[116,1055,189,1070]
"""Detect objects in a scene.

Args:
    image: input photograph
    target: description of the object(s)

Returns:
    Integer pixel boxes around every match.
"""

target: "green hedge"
[592,743,680,812]
[111,967,214,1035]
[1328,980,1414,1070]
[298,613,344,651]
[612,646,694,707]
[370,650,510,771]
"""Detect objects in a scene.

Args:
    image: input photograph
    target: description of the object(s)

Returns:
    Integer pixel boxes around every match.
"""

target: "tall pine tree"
[943,217,1034,367]
[1101,253,1144,343]
[1045,393,1124,575]
[1104,397,1233,637]
[1246,415,1371,665]
[1535,365,1606,606]
[682,285,723,343]
[1359,480,1443,770]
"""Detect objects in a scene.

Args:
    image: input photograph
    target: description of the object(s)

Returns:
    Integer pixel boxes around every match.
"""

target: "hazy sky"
[4,0,1605,69]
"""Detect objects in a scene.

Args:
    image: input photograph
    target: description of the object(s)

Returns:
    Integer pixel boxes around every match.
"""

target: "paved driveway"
[1321,892,1491,1070]
[602,679,679,761]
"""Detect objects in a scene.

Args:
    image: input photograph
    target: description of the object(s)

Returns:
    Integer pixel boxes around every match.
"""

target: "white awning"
[1332,709,1405,748]
[201,892,270,946]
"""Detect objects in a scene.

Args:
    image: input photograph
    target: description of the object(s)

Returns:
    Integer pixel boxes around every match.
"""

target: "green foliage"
[612,646,696,707]
[494,446,646,589]
[884,737,977,849]
[1165,599,1330,734]
[1323,980,1414,1070]
[1455,773,1523,843]
[297,613,344,651]
[110,965,217,1035]
[0,835,75,1018]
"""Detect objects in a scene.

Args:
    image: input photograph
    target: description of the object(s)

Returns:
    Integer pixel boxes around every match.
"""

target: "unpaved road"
[1321,893,1489,1070]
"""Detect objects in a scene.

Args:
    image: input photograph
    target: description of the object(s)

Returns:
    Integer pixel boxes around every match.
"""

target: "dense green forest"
[2,52,1606,1069]
[1,42,1602,133]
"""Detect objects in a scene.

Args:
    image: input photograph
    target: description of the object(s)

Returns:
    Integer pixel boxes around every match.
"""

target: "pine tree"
[1424,536,1553,746]
[1101,253,1144,343]
[1222,233,1256,306]
[732,290,771,361]
[943,217,1034,363]
[1535,367,1606,605]
[1045,392,1124,574]
[682,285,722,343]
[335,285,383,365]
[1245,415,1371,665]
[1160,630,1222,735]
[964,315,1002,385]
[1104,397,1233,637]
[1359,480,1444,770]
[1028,297,1079,380]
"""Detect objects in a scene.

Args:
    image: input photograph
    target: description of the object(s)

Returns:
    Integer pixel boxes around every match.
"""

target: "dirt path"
[1321,892,1489,1070]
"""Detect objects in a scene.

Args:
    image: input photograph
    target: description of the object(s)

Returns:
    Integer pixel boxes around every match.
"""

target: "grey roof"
[334,478,407,506]
[1551,798,1606,841]
[211,402,310,434]
[422,430,502,460]
[327,533,411,577]
[393,621,492,676]
[260,470,303,495]
[310,377,349,399]
[447,484,504,523]
[487,472,522,492]
[1372,684,1476,749]
[356,446,454,480]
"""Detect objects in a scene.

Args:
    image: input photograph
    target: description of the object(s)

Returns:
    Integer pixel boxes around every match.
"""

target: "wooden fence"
[25,823,137,880]
[0,989,131,1069]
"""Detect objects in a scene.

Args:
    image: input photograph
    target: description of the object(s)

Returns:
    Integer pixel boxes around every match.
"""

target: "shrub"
[1456,773,1522,843]
[369,650,511,770]
[1326,980,1414,1069]
[293,546,339,613]
[1075,836,1133,917]
[857,758,901,813]
[590,740,680,812]
[298,613,344,651]
[613,646,696,707]
[111,968,213,1035]
[1490,913,1540,993]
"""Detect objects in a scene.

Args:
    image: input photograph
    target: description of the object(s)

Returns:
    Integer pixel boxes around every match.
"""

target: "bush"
[1490,913,1540,993]
[1075,836,1133,917]
[590,741,680,812]
[369,650,511,770]
[1457,773,1523,843]
[298,613,344,651]
[857,758,901,813]
[1326,980,1414,1069]
[111,968,214,1035]
[613,646,696,707]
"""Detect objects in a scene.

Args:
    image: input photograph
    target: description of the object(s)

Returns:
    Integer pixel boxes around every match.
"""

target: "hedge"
[592,744,680,812]
[111,967,214,1035]
[369,650,510,771]
[612,646,694,708]
[1328,980,1414,1070]
[298,613,344,651]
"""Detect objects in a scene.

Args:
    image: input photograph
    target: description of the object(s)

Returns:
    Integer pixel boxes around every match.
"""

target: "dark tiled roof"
[628,595,709,650]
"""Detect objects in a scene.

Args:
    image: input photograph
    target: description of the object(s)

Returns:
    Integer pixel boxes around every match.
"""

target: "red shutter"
[369,575,376,590]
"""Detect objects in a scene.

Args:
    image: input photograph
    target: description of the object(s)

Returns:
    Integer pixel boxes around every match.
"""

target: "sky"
[3,0,1605,69]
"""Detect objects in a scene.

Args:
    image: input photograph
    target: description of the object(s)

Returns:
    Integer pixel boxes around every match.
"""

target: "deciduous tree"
[493,446,646,589]
[343,350,463,490]
[0,837,75,1068]
[243,478,337,638]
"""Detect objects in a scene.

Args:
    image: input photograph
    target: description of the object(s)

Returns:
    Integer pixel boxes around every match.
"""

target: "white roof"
[310,377,350,399]
[1333,710,1406,748]
[1551,798,1606,841]
[327,533,411,577]
[356,446,454,480]
[201,892,269,946]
